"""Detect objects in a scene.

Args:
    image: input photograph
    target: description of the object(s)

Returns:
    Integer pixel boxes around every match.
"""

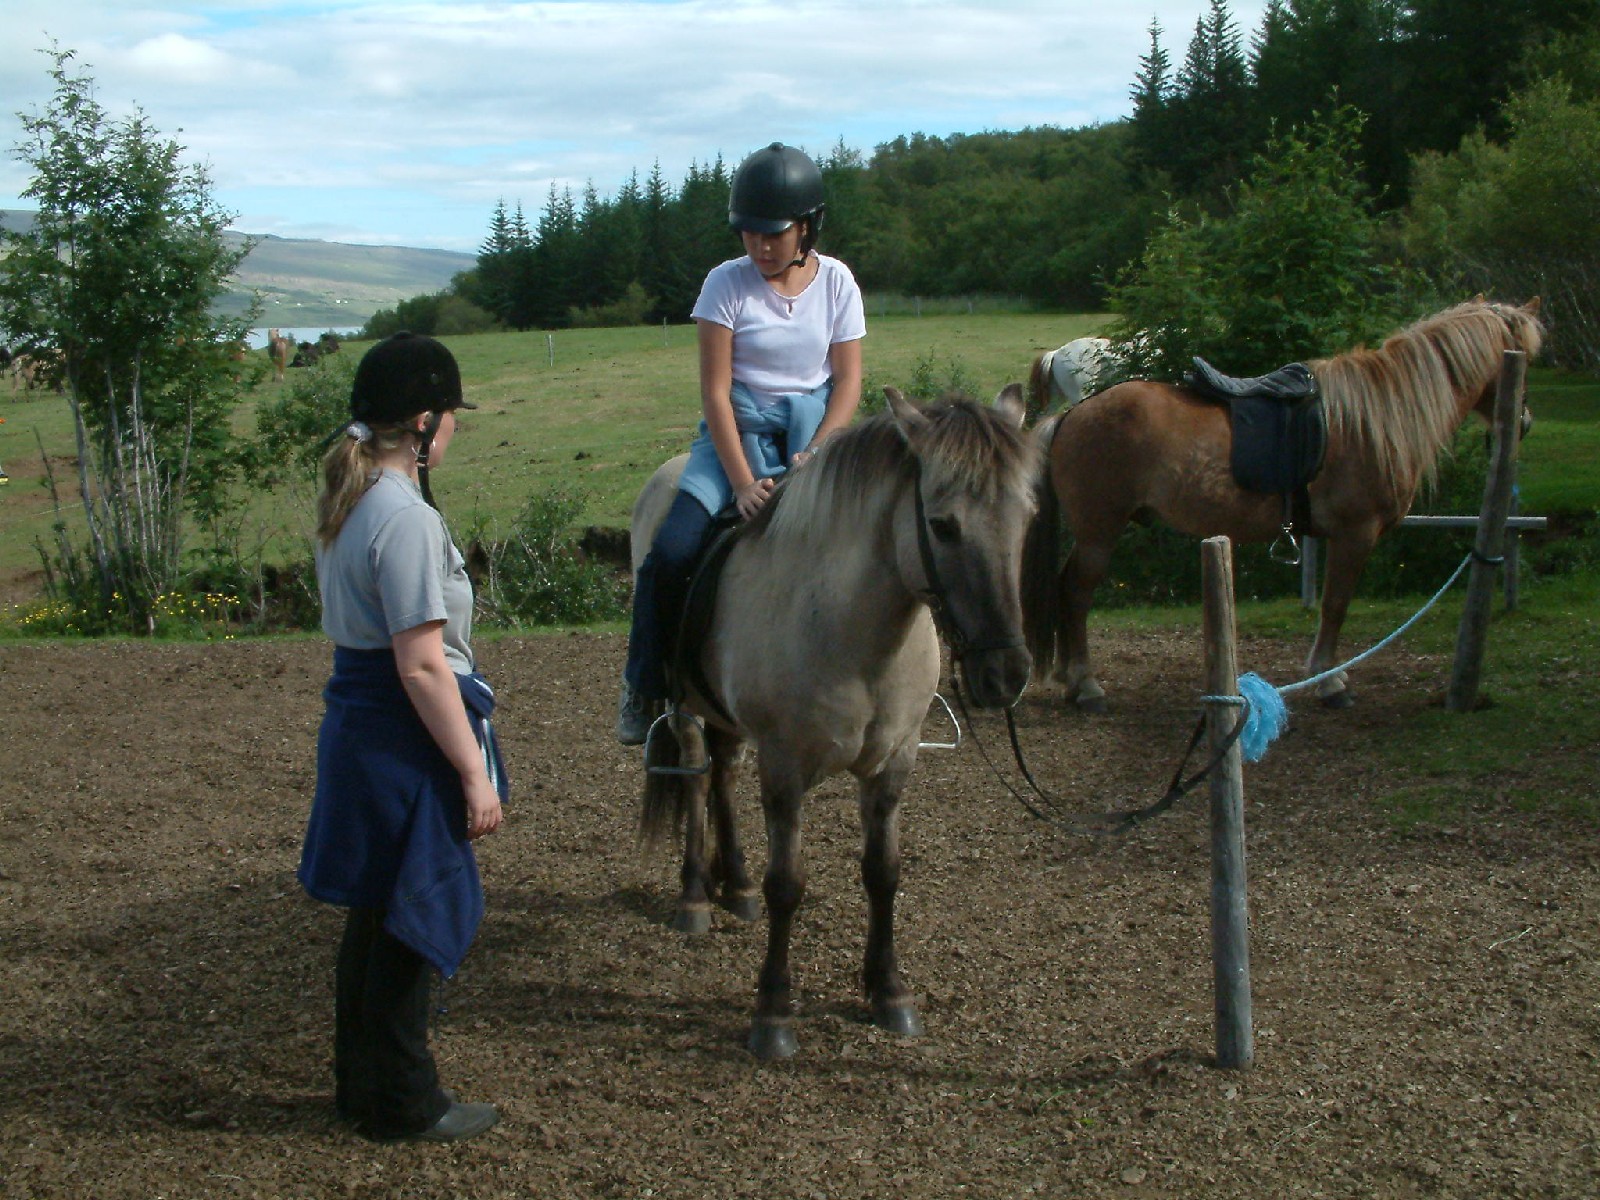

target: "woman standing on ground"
[299,331,507,1143]
[617,142,866,743]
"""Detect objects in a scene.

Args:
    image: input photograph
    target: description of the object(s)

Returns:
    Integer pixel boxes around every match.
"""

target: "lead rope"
[947,657,1250,836]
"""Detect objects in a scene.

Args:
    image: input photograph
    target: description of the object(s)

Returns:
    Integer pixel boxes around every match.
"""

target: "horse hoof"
[748,1020,798,1060]
[1319,690,1355,710]
[871,1001,924,1038]
[719,891,761,923]
[670,904,712,935]
[1074,694,1108,715]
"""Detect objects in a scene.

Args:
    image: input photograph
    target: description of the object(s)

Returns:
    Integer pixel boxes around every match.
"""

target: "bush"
[471,488,629,627]
[569,282,657,329]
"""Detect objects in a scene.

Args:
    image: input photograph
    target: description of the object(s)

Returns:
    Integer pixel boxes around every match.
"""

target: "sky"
[1,1,1270,255]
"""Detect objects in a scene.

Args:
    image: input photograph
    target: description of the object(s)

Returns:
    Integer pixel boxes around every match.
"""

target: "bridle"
[907,455,1028,669]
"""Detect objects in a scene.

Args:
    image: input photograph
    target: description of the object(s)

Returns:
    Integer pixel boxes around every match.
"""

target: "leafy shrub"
[569,282,657,329]
[472,488,629,627]
[863,350,980,414]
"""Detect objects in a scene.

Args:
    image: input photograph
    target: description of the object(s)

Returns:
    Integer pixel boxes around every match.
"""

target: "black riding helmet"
[348,331,475,511]
[350,331,475,425]
[728,142,826,255]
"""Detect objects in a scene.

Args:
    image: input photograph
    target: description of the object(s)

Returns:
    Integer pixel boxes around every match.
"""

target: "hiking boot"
[616,679,656,746]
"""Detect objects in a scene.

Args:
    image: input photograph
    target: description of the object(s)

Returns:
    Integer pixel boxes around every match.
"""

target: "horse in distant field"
[1027,336,1122,413]
[635,386,1038,1059]
[1021,297,1543,711]
[267,329,293,383]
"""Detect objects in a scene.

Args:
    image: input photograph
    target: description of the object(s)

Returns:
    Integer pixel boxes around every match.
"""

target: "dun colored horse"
[635,387,1038,1059]
[1022,297,1543,710]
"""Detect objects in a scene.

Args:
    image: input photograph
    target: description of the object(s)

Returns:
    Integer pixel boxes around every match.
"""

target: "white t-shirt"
[690,253,866,405]
[316,470,475,674]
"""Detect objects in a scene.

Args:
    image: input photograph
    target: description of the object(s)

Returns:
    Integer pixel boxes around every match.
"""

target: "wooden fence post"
[1202,536,1254,1070]
[1446,350,1527,712]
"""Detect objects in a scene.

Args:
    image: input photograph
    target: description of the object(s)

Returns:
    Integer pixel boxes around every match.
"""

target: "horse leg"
[1056,538,1114,712]
[669,718,716,934]
[1306,532,1379,708]
[748,775,806,1060]
[858,758,923,1038]
[705,729,759,922]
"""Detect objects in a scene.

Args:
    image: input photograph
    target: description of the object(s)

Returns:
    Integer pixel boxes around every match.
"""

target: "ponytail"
[315,422,418,544]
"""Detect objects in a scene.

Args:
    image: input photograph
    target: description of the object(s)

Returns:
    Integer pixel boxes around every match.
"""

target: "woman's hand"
[463,771,503,840]
[735,476,775,519]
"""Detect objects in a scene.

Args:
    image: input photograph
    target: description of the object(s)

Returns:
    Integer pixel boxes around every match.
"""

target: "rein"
[908,450,1247,835]
[948,664,1250,836]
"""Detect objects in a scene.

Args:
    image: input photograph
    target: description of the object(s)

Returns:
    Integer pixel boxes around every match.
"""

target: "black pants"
[334,907,450,1137]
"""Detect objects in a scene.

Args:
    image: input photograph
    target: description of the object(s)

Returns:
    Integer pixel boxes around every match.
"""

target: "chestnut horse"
[635,387,1038,1059]
[1022,297,1543,710]
[267,329,292,383]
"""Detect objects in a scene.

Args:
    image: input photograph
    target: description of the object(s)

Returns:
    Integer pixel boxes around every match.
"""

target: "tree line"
[367,0,1598,370]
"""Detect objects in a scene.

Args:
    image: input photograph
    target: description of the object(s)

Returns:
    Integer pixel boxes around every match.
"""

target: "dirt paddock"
[1,629,1596,1198]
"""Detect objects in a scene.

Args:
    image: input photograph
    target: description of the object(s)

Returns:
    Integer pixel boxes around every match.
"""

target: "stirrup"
[1268,523,1302,566]
[644,705,713,777]
[919,692,963,751]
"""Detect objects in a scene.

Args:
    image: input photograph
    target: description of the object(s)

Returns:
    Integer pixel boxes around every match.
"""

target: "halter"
[908,455,1027,665]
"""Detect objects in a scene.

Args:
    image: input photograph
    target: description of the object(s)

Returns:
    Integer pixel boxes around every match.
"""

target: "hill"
[221,232,476,327]
[1,210,475,328]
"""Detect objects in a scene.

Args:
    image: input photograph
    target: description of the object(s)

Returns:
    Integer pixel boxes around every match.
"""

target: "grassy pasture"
[0,311,1109,585]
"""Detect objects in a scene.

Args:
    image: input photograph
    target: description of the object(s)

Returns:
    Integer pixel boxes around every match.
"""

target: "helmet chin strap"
[412,411,445,510]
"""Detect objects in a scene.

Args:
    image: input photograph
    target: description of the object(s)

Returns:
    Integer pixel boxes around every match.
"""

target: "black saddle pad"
[1183,357,1326,495]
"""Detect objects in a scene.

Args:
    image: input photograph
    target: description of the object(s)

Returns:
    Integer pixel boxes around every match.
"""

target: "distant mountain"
[222,233,476,327]
[1,211,476,328]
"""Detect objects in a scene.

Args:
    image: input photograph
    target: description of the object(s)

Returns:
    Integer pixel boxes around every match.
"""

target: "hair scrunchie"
[346,421,373,443]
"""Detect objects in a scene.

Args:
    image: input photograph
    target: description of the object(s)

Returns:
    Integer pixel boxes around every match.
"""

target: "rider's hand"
[735,477,774,520]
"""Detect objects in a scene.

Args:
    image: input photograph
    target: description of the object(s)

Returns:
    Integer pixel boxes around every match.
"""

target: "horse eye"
[928,516,960,544]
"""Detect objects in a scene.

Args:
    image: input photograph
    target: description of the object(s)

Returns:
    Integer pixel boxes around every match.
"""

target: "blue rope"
[1222,551,1477,762]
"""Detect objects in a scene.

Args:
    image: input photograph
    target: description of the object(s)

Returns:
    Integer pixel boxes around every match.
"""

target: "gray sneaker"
[616,680,655,746]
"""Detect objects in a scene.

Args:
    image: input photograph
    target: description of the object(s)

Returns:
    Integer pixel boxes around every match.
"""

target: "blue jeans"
[624,490,716,700]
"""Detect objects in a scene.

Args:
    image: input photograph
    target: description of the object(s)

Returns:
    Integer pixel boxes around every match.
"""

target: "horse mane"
[1311,299,1544,488]
[758,395,1039,548]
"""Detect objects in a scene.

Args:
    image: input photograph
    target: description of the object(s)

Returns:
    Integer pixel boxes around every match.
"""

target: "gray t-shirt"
[316,469,475,674]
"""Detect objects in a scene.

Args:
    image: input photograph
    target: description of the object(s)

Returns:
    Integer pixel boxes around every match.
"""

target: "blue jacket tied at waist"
[299,647,509,977]
[678,379,830,515]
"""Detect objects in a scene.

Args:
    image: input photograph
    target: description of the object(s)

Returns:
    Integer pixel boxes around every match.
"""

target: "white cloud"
[0,1,1268,250]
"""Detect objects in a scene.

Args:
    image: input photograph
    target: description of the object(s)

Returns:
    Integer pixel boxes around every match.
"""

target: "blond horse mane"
[1311,299,1544,489]
[759,397,1039,549]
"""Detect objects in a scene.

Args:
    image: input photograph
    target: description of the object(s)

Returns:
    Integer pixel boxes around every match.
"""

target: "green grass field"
[0,311,1112,583]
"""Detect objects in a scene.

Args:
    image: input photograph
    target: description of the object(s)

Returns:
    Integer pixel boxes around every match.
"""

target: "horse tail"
[1027,351,1053,417]
[1021,414,1063,679]
[639,716,697,849]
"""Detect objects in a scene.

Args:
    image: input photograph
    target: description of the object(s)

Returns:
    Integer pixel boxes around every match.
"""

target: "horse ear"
[1472,293,1487,304]
[1525,296,1541,315]
[884,386,928,432]
[993,383,1026,430]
